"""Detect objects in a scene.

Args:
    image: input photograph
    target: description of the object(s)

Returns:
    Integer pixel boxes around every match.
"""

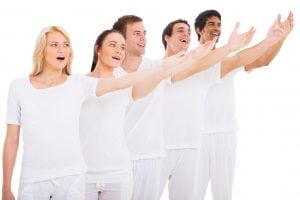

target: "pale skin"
[121,21,147,73]
[245,11,294,70]
[164,22,256,82]
[2,29,215,199]
[195,12,293,76]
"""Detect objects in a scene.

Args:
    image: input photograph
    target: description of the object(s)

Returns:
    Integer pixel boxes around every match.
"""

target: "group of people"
[2,9,293,200]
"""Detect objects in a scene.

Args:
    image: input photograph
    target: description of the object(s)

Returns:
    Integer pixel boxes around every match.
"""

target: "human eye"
[63,43,70,48]
[50,43,58,47]
[207,22,215,26]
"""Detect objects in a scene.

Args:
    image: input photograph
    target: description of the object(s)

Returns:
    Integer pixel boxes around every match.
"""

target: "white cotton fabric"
[124,58,166,160]
[80,68,133,184]
[204,67,242,133]
[6,75,98,183]
[196,131,237,200]
[163,64,221,149]
[131,158,163,200]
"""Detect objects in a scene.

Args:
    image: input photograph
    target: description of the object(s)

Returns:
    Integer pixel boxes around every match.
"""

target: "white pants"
[158,149,201,200]
[85,180,132,200]
[131,158,163,200]
[196,131,237,200]
[18,174,85,200]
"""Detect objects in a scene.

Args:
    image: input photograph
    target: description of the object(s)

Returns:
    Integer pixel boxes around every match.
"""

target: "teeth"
[112,56,120,60]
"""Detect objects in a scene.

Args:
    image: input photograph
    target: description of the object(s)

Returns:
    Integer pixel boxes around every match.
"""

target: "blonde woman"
[2,26,215,200]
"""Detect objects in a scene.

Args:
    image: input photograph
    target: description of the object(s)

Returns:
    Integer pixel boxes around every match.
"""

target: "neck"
[39,67,65,80]
[91,63,114,78]
[31,68,67,88]
[164,48,177,58]
[121,52,142,73]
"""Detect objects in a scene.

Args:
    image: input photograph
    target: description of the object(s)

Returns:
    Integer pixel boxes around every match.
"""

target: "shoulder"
[9,76,28,88]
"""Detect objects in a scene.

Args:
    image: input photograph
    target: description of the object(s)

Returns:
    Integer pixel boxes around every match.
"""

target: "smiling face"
[97,32,126,69]
[44,31,71,72]
[125,21,147,56]
[197,16,221,44]
[165,22,191,54]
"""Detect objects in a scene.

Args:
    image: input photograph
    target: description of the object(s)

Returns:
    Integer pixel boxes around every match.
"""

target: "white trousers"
[18,174,85,200]
[158,149,201,200]
[196,131,237,200]
[85,179,132,200]
[131,158,163,200]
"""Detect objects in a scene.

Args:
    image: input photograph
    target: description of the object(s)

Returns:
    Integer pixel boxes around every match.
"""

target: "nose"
[140,33,146,41]
[57,44,65,53]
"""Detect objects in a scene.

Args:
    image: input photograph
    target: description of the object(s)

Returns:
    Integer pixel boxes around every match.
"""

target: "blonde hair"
[31,26,73,76]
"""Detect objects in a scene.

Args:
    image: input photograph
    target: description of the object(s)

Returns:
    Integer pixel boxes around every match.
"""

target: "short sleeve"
[6,80,21,125]
[78,75,99,98]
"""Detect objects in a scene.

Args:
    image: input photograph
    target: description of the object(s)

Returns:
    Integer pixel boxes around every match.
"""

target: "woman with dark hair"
[2,26,214,200]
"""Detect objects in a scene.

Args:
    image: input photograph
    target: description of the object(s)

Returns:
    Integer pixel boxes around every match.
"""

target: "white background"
[0,0,299,199]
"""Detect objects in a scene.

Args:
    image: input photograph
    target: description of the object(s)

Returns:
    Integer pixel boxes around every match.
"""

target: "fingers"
[233,22,240,34]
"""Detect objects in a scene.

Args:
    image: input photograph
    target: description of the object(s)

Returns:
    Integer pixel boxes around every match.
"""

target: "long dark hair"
[91,29,122,72]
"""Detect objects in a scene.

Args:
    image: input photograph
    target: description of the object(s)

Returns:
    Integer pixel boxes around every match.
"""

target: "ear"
[95,45,101,55]
[164,35,170,42]
[196,27,202,35]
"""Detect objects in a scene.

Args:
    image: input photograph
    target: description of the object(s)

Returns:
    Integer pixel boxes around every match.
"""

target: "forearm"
[96,67,163,96]
[2,136,19,190]
[172,44,231,82]
[233,39,273,69]
[245,38,285,71]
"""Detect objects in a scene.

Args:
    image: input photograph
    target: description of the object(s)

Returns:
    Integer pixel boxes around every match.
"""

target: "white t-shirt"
[164,64,221,149]
[80,68,133,183]
[6,75,98,183]
[124,58,166,160]
[203,67,241,133]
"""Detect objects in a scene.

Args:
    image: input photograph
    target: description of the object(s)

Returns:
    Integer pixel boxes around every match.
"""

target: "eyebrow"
[134,30,146,34]
[207,21,221,25]
[176,27,191,32]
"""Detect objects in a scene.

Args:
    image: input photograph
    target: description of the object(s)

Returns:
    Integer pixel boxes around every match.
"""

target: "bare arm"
[95,66,164,97]
[221,16,286,77]
[94,52,185,98]
[2,124,20,200]
[245,11,294,71]
[171,23,255,82]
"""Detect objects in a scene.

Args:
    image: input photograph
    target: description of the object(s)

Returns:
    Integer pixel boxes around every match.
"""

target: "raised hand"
[186,37,217,60]
[227,22,255,52]
[281,11,294,37]
[161,50,186,69]
[265,14,287,45]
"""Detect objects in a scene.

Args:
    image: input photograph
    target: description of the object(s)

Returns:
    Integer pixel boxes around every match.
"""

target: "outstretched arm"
[172,22,255,82]
[245,11,294,71]
[221,15,287,77]
[2,124,20,200]
[95,51,186,98]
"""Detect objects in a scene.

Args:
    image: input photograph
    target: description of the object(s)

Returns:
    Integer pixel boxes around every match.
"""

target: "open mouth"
[56,56,65,61]
[112,56,121,61]
[211,31,220,37]
[180,39,188,43]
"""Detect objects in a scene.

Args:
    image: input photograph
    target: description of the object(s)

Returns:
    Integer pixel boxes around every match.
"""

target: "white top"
[203,68,241,133]
[164,64,221,149]
[124,58,166,160]
[6,75,98,183]
[80,68,133,183]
